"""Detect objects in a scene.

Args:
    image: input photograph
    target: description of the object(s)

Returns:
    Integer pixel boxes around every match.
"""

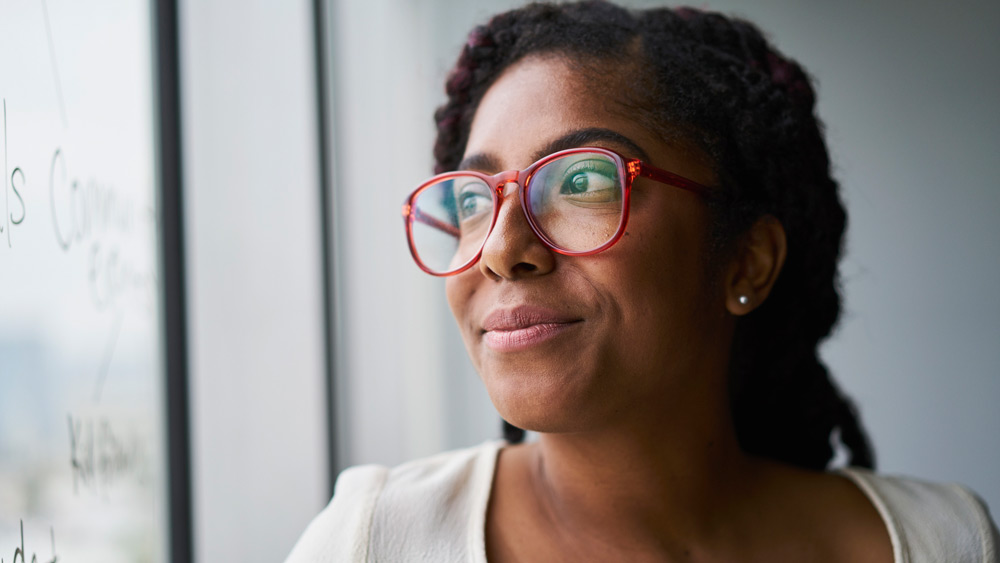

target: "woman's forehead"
[463,55,716,184]
[464,56,649,166]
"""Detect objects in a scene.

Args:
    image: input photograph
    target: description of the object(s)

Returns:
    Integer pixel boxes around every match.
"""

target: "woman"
[288,2,998,561]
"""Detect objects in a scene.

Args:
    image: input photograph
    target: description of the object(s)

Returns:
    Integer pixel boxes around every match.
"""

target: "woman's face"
[445,55,732,433]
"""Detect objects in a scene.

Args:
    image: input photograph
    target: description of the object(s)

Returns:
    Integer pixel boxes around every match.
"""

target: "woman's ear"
[725,215,787,315]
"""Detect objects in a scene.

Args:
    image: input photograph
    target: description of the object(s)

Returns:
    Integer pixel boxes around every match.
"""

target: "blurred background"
[2,0,997,561]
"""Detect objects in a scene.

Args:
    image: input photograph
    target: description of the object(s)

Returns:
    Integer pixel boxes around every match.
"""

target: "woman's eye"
[563,173,593,194]
[457,190,491,219]
[557,160,619,199]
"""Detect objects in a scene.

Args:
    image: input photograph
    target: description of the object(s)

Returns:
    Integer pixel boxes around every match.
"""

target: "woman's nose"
[478,183,555,281]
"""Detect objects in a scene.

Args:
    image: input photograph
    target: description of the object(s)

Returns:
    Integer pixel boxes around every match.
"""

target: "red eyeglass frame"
[401,146,710,277]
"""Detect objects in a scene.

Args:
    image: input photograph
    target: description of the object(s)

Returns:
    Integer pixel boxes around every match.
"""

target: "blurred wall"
[328,0,1000,514]
[179,0,328,561]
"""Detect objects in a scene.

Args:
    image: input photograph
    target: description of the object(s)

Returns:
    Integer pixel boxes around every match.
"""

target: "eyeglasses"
[401,146,710,276]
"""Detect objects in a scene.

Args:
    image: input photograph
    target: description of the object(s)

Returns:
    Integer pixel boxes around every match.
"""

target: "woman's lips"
[481,306,581,352]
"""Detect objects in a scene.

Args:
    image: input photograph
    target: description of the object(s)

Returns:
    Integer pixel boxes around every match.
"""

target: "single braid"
[435,2,874,470]
[502,419,525,443]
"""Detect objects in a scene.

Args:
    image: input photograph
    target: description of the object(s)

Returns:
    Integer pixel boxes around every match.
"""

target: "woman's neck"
[487,387,889,563]
[527,409,759,547]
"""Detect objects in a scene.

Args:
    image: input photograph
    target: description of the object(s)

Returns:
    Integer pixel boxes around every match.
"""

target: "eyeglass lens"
[409,151,624,274]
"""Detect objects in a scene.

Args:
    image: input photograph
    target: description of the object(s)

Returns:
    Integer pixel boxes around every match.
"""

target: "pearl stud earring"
[738,295,750,306]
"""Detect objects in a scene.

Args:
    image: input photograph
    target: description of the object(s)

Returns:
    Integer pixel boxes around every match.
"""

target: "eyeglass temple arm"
[408,205,460,238]
[628,161,710,195]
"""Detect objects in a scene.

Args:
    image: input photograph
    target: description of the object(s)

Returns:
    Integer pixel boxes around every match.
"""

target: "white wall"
[178,0,328,561]
[328,0,1000,514]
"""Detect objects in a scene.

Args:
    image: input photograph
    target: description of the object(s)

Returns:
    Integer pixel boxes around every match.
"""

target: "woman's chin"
[483,370,608,434]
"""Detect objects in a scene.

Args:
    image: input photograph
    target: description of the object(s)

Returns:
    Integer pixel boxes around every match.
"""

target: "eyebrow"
[457,127,651,172]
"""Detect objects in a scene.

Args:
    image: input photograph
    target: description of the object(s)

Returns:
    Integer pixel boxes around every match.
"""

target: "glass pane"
[0,1,169,560]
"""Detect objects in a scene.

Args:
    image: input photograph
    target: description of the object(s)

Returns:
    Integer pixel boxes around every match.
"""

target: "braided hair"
[435,1,874,471]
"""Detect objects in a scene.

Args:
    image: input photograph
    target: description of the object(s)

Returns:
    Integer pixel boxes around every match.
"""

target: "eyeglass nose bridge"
[476,170,545,272]
[489,170,522,198]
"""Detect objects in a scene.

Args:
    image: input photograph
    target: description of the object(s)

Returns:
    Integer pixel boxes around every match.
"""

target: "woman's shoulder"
[284,440,503,562]
[838,468,999,563]
[283,462,389,562]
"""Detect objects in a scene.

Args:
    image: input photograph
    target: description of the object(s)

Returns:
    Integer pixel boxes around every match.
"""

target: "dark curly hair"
[434,1,874,471]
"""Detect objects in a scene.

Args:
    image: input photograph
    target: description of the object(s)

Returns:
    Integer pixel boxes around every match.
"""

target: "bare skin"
[445,55,892,563]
